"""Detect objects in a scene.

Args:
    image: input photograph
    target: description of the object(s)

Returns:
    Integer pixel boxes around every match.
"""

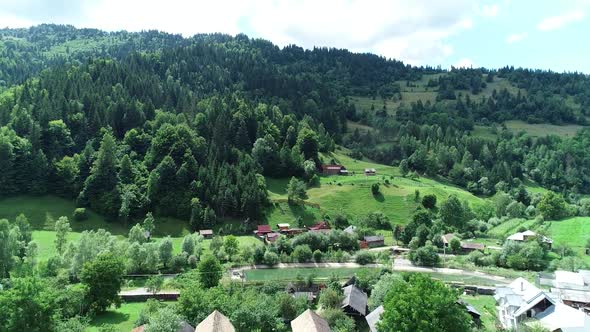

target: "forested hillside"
[1,24,590,228]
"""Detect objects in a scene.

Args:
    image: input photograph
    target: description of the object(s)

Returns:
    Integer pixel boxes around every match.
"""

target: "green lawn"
[545,217,590,258]
[487,218,537,238]
[460,294,498,331]
[244,267,379,281]
[88,302,148,331]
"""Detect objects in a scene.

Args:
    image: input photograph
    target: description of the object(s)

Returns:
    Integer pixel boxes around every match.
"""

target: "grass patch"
[88,302,146,332]
[460,294,498,331]
[545,217,590,260]
[504,120,584,138]
[487,218,536,238]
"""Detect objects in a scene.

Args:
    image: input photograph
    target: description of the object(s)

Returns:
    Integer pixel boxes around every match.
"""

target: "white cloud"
[506,32,528,44]
[453,58,474,68]
[537,10,586,31]
[482,4,499,17]
[0,0,478,66]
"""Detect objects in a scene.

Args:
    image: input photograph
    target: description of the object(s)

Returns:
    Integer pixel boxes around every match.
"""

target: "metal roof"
[342,285,368,316]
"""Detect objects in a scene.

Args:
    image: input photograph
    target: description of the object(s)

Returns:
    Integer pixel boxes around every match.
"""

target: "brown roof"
[441,233,456,244]
[310,221,330,231]
[460,242,485,250]
[196,310,235,332]
[291,309,330,332]
[321,164,344,170]
[256,225,272,233]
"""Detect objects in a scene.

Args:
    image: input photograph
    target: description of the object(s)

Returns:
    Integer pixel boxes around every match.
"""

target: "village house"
[195,310,235,332]
[362,235,385,248]
[460,242,485,253]
[441,233,457,247]
[291,309,330,332]
[342,284,368,316]
[320,164,348,176]
[507,230,553,248]
[265,232,281,243]
[495,277,590,331]
[253,224,272,237]
[364,168,376,176]
[277,223,290,232]
[199,229,213,239]
[539,270,590,312]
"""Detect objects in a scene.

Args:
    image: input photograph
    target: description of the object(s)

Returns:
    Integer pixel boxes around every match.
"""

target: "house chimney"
[521,281,524,291]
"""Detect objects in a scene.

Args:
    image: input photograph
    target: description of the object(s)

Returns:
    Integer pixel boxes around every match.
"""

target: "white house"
[506,230,552,248]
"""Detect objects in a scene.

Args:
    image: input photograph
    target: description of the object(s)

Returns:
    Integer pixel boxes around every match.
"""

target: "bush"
[371,183,380,195]
[73,208,88,221]
[293,245,313,263]
[313,250,323,263]
[264,251,279,266]
[421,194,437,209]
[409,243,440,267]
[450,238,461,254]
[355,251,376,265]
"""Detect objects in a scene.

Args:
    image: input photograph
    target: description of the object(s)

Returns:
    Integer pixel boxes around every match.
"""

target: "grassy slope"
[267,150,484,227]
[544,217,590,257]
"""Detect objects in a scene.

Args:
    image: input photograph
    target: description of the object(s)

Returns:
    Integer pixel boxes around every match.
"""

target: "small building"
[196,310,235,332]
[495,277,555,330]
[342,285,368,316]
[265,232,281,243]
[441,233,457,247]
[343,225,357,234]
[309,221,330,231]
[366,305,384,332]
[507,230,552,248]
[277,223,290,232]
[254,225,272,237]
[291,309,330,332]
[364,168,376,176]
[460,242,485,253]
[199,229,213,239]
[320,164,348,176]
[363,235,385,248]
[457,300,481,326]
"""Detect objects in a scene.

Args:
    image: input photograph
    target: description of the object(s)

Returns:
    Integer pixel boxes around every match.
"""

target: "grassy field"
[460,294,498,331]
[505,120,584,138]
[545,217,590,257]
[267,151,484,226]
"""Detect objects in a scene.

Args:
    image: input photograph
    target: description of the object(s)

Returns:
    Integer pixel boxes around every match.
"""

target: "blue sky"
[1,0,589,72]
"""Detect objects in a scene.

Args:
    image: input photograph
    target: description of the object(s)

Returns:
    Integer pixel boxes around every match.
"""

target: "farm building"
[441,233,457,247]
[291,309,330,332]
[365,305,384,332]
[196,310,235,332]
[320,164,348,176]
[277,223,290,232]
[460,242,485,253]
[342,284,368,316]
[265,232,281,243]
[254,225,272,237]
[363,235,385,248]
[507,230,552,248]
[309,221,330,231]
[199,229,213,239]
[364,168,376,175]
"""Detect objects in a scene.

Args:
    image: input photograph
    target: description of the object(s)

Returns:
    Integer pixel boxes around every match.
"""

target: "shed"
[342,285,368,316]
[291,309,330,332]
[460,242,485,253]
[254,225,272,236]
[196,310,235,332]
[265,232,281,243]
[309,221,330,231]
[364,168,376,176]
[363,235,385,248]
[199,229,213,239]
[320,164,347,176]
[441,233,457,247]
[277,223,290,231]
[366,305,384,332]
[457,300,481,326]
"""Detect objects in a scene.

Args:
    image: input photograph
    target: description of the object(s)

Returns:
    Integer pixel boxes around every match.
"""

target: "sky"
[1,0,589,72]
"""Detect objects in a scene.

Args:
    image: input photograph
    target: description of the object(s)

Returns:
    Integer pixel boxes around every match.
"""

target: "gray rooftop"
[342,284,368,316]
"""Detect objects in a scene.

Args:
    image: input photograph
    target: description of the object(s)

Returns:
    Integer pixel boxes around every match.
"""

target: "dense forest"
[1,24,590,227]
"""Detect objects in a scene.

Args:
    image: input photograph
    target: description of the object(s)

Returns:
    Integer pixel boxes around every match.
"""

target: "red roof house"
[255,225,272,236]
[309,221,330,231]
[320,165,348,176]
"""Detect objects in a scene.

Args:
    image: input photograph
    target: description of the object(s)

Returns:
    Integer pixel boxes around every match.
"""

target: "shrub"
[264,251,279,266]
[371,183,380,195]
[355,251,376,265]
[293,245,313,263]
[421,194,437,209]
[313,250,323,263]
[408,243,440,267]
[73,208,88,221]
[450,238,461,254]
